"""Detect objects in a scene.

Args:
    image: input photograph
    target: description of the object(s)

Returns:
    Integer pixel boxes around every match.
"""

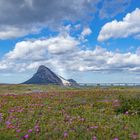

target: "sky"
[0,0,140,83]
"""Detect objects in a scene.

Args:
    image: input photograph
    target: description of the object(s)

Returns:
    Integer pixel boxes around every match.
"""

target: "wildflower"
[80,118,85,122]
[113,138,119,140]
[64,132,68,138]
[16,129,21,133]
[6,123,15,129]
[131,132,139,139]
[0,113,3,122]
[90,125,98,129]
[125,111,129,115]
[92,136,97,140]
[28,129,33,133]
[34,125,40,133]
[24,134,29,139]
[113,100,120,107]
[6,121,11,126]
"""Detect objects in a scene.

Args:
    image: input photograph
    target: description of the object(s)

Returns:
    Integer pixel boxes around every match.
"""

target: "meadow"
[0,84,140,140]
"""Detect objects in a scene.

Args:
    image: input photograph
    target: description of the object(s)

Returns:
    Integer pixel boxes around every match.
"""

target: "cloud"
[80,27,92,40]
[6,33,79,60]
[81,27,92,37]
[0,0,97,25]
[98,8,140,41]
[0,0,100,39]
[0,0,133,39]
[0,62,8,70]
[1,34,140,75]
[0,26,39,40]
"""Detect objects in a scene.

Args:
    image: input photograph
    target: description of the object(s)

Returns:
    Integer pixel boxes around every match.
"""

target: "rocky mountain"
[23,65,78,86]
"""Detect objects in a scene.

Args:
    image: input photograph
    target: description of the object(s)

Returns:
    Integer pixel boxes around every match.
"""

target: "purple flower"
[6,121,11,125]
[16,129,21,133]
[28,129,33,133]
[125,111,129,115]
[64,132,68,137]
[24,134,29,139]
[0,113,2,122]
[34,125,40,133]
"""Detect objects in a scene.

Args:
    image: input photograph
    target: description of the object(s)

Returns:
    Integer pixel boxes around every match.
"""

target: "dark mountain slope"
[23,65,63,85]
[23,65,78,86]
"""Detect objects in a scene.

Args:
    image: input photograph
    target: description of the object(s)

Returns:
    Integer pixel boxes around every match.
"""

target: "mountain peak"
[23,65,78,86]
[23,65,62,85]
[37,65,51,73]
[38,65,47,69]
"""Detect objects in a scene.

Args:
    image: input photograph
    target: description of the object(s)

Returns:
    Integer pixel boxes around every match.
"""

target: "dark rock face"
[23,65,78,86]
[23,65,63,85]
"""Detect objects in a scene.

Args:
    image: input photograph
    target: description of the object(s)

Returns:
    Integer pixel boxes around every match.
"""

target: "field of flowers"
[0,85,140,140]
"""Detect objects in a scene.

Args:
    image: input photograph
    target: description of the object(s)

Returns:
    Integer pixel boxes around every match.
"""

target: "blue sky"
[0,0,140,83]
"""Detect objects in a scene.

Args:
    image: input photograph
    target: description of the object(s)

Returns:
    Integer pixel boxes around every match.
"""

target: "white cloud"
[0,62,8,70]
[79,27,92,42]
[0,26,40,40]
[0,0,100,39]
[0,27,28,40]
[1,37,140,75]
[81,27,92,37]
[0,0,132,39]
[6,34,79,61]
[98,8,140,41]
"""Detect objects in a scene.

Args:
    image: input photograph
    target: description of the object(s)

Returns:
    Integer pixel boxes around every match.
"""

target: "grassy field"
[0,84,140,140]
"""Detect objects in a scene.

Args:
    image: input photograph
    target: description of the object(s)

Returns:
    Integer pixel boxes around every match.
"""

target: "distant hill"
[23,65,78,86]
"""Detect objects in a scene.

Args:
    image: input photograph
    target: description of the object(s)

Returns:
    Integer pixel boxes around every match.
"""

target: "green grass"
[0,85,140,140]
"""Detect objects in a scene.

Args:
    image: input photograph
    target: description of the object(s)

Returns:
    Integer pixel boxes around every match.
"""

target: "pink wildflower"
[34,125,40,133]
[0,113,3,122]
[92,136,97,140]
[80,118,85,121]
[64,132,68,138]
[131,132,139,139]
[125,111,129,115]
[24,134,29,139]
[16,129,21,133]
[90,126,98,129]
[113,138,119,140]
[28,129,33,133]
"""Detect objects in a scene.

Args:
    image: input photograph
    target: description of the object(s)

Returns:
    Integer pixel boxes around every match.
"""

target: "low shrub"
[115,95,140,115]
